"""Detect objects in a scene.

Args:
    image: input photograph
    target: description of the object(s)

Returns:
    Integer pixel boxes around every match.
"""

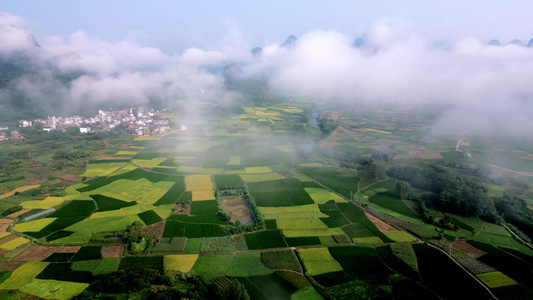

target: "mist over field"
[2,12,533,138]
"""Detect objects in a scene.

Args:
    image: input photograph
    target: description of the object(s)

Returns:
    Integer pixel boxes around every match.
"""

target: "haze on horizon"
[2,1,533,139]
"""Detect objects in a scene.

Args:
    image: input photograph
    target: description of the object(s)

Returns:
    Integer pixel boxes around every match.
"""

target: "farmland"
[0,101,533,299]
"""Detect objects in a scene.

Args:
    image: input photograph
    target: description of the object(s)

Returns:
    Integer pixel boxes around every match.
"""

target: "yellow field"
[154,204,175,220]
[185,175,213,191]
[460,141,470,146]
[383,231,415,242]
[132,157,168,168]
[21,196,66,209]
[14,218,57,232]
[244,166,272,173]
[178,166,224,174]
[89,210,126,219]
[366,128,392,134]
[352,237,384,244]
[0,185,40,200]
[81,163,127,177]
[477,271,517,288]
[227,156,241,165]
[116,150,138,156]
[0,261,49,289]
[0,237,30,251]
[240,173,285,183]
[259,204,320,215]
[192,191,215,201]
[164,254,199,272]
[305,188,346,204]
[282,228,344,238]
[0,233,10,239]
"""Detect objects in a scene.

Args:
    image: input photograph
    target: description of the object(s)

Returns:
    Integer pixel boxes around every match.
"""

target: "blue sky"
[3,1,533,54]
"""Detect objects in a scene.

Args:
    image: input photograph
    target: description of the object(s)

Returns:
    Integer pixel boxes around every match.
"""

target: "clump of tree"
[79,269,249,299]
[53,150,89,161]
[317,116,340,137]
[396,181,412,200]
[123,221,155,254]
[388,164,500,222]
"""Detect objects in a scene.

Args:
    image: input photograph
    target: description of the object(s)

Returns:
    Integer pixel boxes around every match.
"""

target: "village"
[0,107,171,141]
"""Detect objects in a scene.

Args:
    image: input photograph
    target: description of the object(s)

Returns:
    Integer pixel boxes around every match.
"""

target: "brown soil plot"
[452,240,486,258]
[221,196,254,225]
[143,221,166,239]
[365,212,397,232]
[102,246,124,258]
[14,245,57,261]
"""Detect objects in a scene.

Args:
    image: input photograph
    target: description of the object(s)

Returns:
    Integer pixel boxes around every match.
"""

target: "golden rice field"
[0,237,30,251]
[164,254,199,272]
[21,196,66,210]
[192,191,216,201]
[14,218,57,232]
[185,175,214,191]
[240,173,285,183]
[0,185,40,200]
[244,166,272,173]
[366,128,392,134]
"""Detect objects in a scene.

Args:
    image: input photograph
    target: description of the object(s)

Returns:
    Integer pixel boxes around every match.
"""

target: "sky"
[3,1,533,54]
[2,1,533,139]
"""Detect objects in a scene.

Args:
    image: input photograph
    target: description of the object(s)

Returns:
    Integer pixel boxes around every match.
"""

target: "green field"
[227,253,273,277]
[248,178,314,206]
[190,253,235,280]
[298,248,343,276]
[245,230,287,250]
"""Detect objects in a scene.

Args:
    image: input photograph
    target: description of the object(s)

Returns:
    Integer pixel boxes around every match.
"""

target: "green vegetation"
[261,250,301,272]
[244,230,287,250]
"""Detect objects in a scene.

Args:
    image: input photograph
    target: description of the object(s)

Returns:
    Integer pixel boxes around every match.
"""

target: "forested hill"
[0,50,85,121]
